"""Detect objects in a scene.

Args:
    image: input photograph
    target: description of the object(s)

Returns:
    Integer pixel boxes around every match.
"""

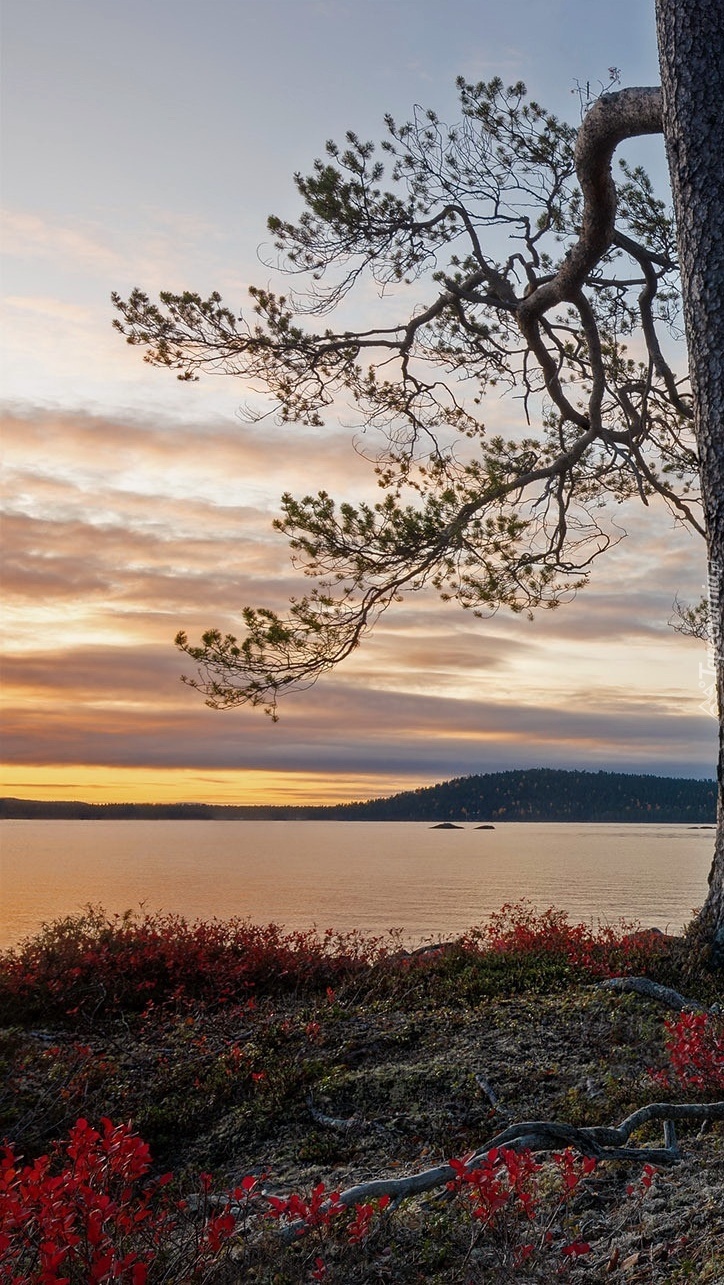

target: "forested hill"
[330,769,717,823]
[0,770,717,822]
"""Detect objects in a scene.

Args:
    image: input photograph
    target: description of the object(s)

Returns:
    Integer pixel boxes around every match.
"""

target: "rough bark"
[656,0,724,958]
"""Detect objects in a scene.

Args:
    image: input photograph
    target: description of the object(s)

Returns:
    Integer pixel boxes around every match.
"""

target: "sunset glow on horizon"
[0,765,426,808]
[1,0,717,806]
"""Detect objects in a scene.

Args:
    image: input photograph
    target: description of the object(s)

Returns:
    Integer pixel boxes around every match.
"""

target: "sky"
[0,0,716,805]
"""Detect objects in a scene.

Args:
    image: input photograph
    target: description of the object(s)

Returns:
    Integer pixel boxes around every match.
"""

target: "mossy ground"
[1,918,722,1281]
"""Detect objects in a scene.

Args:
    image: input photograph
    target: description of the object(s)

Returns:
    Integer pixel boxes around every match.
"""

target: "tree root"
[199,980,723,1234]
[599,976,712,1011]
[306,1093,360,1133]
[324,1102,723,1208]
[243,1099,723,1240]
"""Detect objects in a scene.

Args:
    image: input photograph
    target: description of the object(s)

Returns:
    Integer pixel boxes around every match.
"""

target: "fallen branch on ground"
[599,976,712,1012]
[322,1101,724,1212]
[474,1070,511,1119]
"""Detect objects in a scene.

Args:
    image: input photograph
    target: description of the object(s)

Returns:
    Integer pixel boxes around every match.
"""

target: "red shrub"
[447,1146,541,1226]
[0,1119,247,1284]
[650,1011,724,1093]
[0,1118,172,1283]
[0,908,385,1020]
[461,901,667,978]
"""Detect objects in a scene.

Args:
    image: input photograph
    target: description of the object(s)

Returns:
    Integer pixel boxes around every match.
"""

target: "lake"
[0,820,715,951]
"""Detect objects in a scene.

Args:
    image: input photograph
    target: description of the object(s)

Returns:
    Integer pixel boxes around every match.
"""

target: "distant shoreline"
[0,806,718,826]
[0,767,717,825]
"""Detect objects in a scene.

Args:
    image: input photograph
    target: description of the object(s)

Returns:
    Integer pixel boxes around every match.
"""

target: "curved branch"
[517,88,664,440]
[521,88,663,319]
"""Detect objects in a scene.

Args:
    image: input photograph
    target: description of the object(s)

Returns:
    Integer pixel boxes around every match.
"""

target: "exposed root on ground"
[192,1100,724,1239]
[312,1101,724,1210]
[599,975,715,1012]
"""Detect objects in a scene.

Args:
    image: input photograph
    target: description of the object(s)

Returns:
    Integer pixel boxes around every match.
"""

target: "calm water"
[0,820,715,950]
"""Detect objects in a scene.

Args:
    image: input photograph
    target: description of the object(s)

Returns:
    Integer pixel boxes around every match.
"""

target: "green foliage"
[112,78,699,715]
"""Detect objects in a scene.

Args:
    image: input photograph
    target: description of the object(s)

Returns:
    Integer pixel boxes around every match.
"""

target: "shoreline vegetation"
[1,903,722,1281]
[0,768,718,823]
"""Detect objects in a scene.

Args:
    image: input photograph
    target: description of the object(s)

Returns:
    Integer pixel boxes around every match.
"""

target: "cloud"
[1,405,376,507]
[1,675,715,781]
[4,295,93,323]
[1,209,123,274]
[0,399,715,800]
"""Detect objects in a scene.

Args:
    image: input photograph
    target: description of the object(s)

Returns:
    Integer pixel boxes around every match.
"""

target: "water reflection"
[0,820,714,950]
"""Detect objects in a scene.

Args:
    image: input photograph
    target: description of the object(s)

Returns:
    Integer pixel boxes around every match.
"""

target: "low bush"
[0,902,681,1026]
[0,908,385,1023]
[649,1010,724,1095]
[461,902,669,979]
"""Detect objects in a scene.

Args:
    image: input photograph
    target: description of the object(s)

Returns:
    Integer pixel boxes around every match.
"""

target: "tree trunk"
[656,0,724,957]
